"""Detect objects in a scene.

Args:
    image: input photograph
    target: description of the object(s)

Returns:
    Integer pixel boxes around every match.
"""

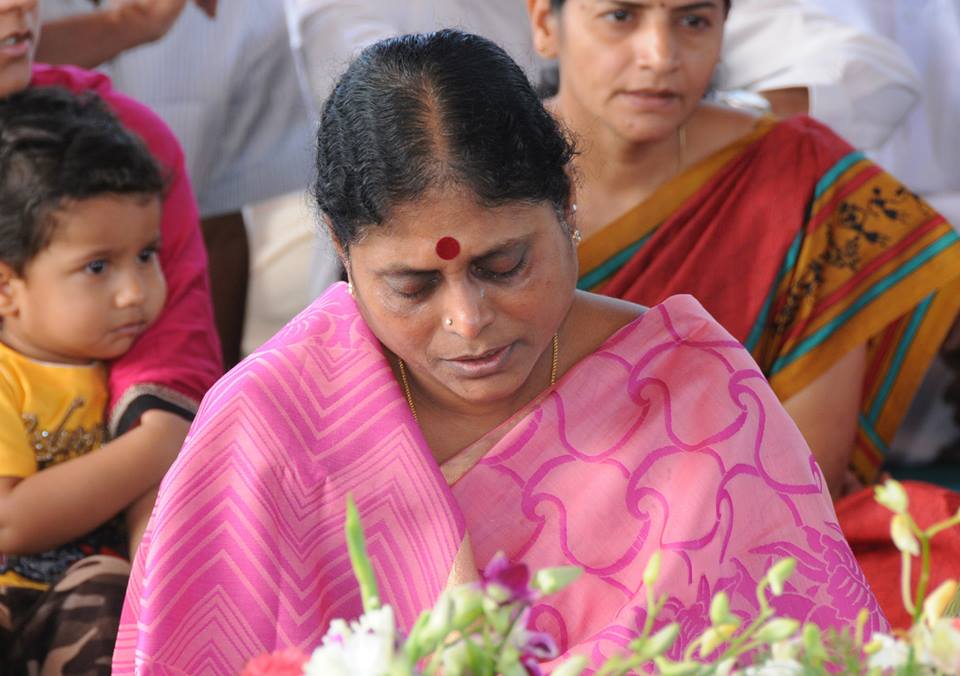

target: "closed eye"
[390,273,441,300]
[473,253,527,282]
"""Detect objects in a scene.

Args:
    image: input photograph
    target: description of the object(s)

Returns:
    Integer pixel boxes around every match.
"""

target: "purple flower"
[483,551,535,604]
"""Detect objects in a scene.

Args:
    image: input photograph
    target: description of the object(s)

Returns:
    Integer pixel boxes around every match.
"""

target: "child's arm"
[125,485,159,556]
[0,410,189,555]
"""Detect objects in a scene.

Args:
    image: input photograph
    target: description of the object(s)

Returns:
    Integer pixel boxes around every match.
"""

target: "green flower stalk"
[345,494,381,612]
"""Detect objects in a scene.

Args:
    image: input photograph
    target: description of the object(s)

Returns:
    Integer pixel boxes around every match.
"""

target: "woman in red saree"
[528,0,960,626]
[116,30,885,674]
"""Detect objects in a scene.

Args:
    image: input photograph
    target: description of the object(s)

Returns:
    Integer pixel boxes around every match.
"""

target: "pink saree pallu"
[115,283,886,674]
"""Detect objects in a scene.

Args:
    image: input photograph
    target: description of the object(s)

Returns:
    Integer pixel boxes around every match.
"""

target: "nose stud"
[444,318,453,327]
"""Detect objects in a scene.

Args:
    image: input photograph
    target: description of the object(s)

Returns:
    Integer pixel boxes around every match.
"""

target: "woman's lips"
[619,89,681,112]
[0,32,32,60]
[444,342,514,378]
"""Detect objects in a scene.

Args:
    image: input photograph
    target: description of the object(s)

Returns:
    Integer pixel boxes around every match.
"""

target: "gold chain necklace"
[397,333,560,424]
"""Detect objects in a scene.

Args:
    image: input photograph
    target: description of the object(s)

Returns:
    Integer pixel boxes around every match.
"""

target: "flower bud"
[481,596,513,634]
[924,579,959,626]
[653,657,700,676]
[709,592,732,626]
[636,623,680,661]
[418,593,454,648]
[714,657,736,676]
[699,623,736,657]
[766,558,797,596]
[551,655,589,676]
[643,551,662,588]
[449,585,484,629]
[533,566,582,595]
[755,618,800,644]
[874,479,909,514]
[890,514,920,556]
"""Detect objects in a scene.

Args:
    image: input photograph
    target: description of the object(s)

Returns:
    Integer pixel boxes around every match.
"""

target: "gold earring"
[572,229,582,247]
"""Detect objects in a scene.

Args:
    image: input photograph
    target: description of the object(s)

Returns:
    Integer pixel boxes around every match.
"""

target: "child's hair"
[0,86,165,273]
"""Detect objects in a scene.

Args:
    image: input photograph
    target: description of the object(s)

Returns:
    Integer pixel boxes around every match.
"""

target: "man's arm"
[717,0,921,150]
[37,0,217,69]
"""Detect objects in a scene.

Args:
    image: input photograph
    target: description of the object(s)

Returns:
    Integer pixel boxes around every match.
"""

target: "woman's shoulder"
[565,292,732,364]
[689,104,857,167]
[685,103,765,163]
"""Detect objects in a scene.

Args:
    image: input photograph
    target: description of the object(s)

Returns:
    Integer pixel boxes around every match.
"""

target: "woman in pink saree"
[116,30,885,674]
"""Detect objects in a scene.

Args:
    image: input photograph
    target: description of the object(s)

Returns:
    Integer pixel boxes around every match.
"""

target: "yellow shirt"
[0,341,110,590]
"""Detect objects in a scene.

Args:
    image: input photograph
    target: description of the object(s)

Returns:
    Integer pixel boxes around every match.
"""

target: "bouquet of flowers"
[243,480,960,675]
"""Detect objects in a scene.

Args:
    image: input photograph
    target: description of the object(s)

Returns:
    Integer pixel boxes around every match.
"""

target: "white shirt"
[42,1,315,218]
[717,0,922,152]
[803,0,960,207]
[283,0,542,116]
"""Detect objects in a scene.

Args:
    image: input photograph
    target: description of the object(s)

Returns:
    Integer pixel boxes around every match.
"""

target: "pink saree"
[115,283,885,674]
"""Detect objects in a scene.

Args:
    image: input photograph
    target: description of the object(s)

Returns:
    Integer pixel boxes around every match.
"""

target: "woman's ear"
[0,263,22,317]
[528,0,561,60]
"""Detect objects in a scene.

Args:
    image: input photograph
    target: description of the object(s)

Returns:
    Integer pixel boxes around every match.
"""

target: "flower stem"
[900,549,915,618]
[912,534,932,624]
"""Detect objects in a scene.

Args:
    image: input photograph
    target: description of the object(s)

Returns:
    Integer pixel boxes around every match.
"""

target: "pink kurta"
[115,283,885,674]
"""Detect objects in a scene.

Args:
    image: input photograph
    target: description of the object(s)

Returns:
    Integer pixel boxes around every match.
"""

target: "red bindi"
[435,236,461,260]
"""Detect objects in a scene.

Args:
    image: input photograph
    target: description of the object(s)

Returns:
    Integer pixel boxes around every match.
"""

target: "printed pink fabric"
[453,294,888,666]
[30,64,222,432]
[115,283,885,674]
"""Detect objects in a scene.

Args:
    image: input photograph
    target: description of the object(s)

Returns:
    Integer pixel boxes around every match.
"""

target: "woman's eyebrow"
[376,236,531,276]
[595,0,720,10]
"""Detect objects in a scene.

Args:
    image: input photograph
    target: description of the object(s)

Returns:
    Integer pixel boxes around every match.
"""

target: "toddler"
[0,86,168,672]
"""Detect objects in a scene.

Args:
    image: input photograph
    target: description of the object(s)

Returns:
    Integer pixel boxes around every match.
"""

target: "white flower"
[874,479,909,514]
[913,618,960,674]
[890,515,920,557]
[866,633,910,670]
[303,605,396,676]
[769,639,801,662]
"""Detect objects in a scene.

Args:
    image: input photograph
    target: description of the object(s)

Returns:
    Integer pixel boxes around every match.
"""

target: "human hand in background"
[106,0,215,46]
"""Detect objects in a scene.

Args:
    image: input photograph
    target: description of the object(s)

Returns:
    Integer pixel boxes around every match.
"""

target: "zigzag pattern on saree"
[114,287,462,675]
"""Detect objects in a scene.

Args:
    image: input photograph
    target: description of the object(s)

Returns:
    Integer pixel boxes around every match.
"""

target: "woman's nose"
[635,18,679,74]
[443,282,493,339]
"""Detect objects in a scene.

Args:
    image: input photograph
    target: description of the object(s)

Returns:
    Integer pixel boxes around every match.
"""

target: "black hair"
[549,0,731,10]
[0,86,165,273]
[313,29,575,249]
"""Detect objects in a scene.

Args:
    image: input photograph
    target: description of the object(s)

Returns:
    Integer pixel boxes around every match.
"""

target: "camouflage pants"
[0,555,129,676]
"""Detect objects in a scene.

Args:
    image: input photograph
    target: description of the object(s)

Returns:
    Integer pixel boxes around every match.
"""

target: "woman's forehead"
[351,193,559,264]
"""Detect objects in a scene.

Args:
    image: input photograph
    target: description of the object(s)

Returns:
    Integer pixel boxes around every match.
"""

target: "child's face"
[0,194,167,364]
